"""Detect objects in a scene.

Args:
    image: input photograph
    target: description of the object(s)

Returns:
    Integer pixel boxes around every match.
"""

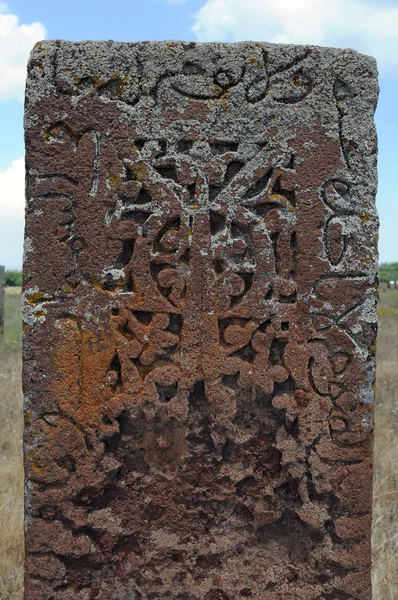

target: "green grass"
[1,287,22,354]
[379,286,398,311]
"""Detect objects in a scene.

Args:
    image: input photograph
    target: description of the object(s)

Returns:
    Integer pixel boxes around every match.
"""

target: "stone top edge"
[28,39,378,71]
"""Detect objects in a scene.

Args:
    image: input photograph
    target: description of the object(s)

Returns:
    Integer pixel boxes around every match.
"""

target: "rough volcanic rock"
[23,40,378,600]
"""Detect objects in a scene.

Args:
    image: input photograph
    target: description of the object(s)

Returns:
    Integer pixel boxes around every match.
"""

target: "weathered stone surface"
[23,41,378,599]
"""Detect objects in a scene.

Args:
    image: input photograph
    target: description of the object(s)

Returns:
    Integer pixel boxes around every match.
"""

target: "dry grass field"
[0,286,397,599]
[0,287,23,599]
[373,287,398,600]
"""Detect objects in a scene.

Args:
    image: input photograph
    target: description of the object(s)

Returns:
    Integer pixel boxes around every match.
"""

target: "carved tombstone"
[0,266,4,338]
[23,42,378,600]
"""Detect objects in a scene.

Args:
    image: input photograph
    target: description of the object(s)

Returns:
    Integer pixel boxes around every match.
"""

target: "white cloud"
[0,158,25,221]
[0,5,46,100]
[192,0,398,75]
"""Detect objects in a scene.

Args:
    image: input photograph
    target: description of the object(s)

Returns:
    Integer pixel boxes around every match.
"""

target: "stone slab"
[23,41,378,600]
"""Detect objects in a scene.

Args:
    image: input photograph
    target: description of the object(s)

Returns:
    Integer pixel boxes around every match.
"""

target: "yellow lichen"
[33,310,46,319]
[90,276,104,291]
[108,173,122,187]
[30,462,43,475]
[26,291,45,304]
[33,41,45,52]
[360,212,370,223]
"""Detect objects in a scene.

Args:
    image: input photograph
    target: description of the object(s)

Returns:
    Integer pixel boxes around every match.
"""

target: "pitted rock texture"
[23,41,378,600]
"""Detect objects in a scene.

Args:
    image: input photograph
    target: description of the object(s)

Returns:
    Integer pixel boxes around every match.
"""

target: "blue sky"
[0,0,397,268]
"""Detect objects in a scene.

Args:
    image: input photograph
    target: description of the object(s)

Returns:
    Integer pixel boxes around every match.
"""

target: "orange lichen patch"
[26,449,45,479]
[43,124,66,142]
[33,310,46,319]
[90,276,105,291]
[51,318,82,417]
[101,72,129,95]
[30,462,44,476]
[130,163,148,181]
[360,212,371,223]
[61,283,76,295]
[51,308,121,428]
[26,291,45,304]
[249,54,264,68]
[108,173,122,187]
[33,41,46,53]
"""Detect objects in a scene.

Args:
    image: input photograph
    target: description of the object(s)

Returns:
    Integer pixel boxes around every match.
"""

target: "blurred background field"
[0,286,23,599]
[0,285,397,599]
[373,285,398,600]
